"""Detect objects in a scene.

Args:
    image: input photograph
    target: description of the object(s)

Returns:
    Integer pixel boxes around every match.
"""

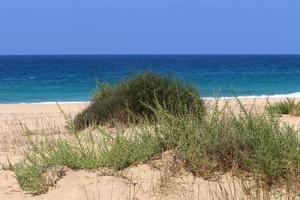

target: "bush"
[153,100,300,185]
[12,127,163,194]
[14,164,47,194]
[266,98,300,115]
[74,72,204,130]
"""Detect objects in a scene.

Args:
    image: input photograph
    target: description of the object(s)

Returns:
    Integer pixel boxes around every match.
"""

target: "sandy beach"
[1,98,300,200]
[2,0,300,197]
[0,103,88,156]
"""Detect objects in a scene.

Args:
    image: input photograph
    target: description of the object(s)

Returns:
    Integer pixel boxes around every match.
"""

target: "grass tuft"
[153,99,300,186]
[11,126,162,194]
[14,163,47,194]
[266,98,300,116]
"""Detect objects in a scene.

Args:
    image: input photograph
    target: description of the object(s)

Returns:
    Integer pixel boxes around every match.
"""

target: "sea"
[1,55,300,104]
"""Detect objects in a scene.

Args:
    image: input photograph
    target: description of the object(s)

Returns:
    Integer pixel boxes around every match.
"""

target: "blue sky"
[0,0,299,54]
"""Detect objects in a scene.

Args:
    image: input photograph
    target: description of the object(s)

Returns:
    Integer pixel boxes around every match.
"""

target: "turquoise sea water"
[1,55,300,103]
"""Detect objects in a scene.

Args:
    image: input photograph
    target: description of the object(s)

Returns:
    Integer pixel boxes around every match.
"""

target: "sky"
[0,0,299,55]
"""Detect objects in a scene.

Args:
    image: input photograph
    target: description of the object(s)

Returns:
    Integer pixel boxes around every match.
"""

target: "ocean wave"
[204,92,300,100]
[9,92,300,104]
[18,101,90,105]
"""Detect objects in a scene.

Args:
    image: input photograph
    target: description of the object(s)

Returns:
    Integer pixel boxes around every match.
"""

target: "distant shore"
[2,92,300,105]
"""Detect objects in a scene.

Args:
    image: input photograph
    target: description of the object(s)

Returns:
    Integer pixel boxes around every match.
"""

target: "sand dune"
[1,98,300,199]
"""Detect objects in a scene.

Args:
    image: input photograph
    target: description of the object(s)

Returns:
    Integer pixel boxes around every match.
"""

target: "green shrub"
[74,72,204,130]
[153,100,300,184]
[266,98,300,115]
[14,163,47,194]
[12,128,162,194]
[100,132,162,170]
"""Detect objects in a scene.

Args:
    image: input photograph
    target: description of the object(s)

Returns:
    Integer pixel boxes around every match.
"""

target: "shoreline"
[0,101,90,105]
[2,92,300,105]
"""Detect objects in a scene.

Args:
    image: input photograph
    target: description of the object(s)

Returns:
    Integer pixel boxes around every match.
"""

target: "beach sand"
[1,98,300,200]
[0,103,88,157]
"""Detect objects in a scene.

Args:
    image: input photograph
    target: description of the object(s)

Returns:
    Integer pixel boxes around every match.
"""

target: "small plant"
[153,99,300,187]
[13,164,48,194]
[11,126,163,194]
[266,98,300,115]
[73,72,204,130]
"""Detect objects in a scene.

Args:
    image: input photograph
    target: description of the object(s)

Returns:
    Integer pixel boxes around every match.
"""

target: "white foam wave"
[8,92,300,104]
[18,101,90,105]
[204,92,300,100]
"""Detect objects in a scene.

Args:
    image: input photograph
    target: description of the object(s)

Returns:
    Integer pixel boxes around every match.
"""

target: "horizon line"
[1,53,300,56]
